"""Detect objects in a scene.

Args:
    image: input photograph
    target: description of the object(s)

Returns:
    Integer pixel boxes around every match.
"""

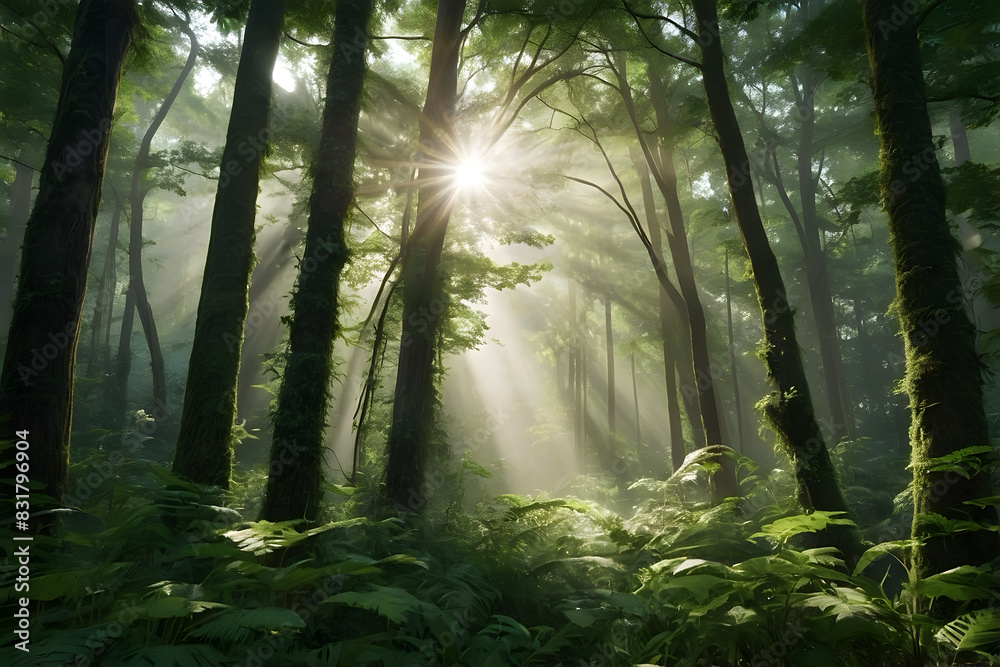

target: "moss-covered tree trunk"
[0,0,134,515]
[174,0,286,489]
[260,0,374,523]
[690,0,860,559]
[863,0,999,573]
[385,0,466,513]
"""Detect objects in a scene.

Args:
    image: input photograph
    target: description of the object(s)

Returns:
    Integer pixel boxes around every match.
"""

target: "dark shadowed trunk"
[384,0,466,513]
[0,0,134,519]
[863,0,999,574]
[174,0,286,489]
[260,0,374,523]
[691,0,860,561]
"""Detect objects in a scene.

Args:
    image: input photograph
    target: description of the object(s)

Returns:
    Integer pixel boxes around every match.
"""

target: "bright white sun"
[451,154,489,192]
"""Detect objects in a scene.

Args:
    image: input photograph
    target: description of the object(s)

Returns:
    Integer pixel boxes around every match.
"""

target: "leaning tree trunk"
[623,64,723,449]
[635,154,685,474]
[691,0,860,560]
[117,20,198,420]
[174,0,286,489]
[1,162,33,345]
[260,0,374,523]
[863,0,999,574]
[0,0,134,518]
[384,0,466,514]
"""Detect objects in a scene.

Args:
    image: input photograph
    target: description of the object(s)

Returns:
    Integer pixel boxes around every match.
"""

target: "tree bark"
[260,0,374,523]
[174,0,286,489]
[691,0,859,560]
[0,0,134,518]
[863,0,999,573]
[1,162,32,345]
[384,0,466,513]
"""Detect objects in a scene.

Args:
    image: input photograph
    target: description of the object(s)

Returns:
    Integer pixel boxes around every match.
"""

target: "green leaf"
[936,610,1000,651]
[327,585,429,624]
[563,608,597,627]
[853,540,919,576]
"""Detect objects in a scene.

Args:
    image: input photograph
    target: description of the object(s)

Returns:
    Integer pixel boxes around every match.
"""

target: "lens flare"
[450,152,488,192]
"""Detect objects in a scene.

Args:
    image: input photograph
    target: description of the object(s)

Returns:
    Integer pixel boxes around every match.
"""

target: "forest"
[1,0,999,664]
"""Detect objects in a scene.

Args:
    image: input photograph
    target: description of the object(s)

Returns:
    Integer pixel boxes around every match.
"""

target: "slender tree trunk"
[385,0,466,513]
[635,155,685,473]
[1,162,32,344]
[604,295,615,439]
[631,352,641,445]
[691,0,859,560]
[949,106,971,166]
[725,248,744,455]
[627,66,723,448]
[121,22,198,418]
[656,140,723,447]
[88,195,122,378]
[570,279,583,455]
[863,0,999,573]
[174,0,286,489]
[0,0,134,518]
[794,74,851,442]
[261,0,373,523]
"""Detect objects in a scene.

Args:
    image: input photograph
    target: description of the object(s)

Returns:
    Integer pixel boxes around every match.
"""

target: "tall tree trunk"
[725,247,744,455]
[384,0,466,513]
[88,194,122,378]
[174,0,286,489]
[625,65,723,448]
[863,0,999,573]
[261,0,373,523]
[655,139,723,447]
[793,73,851,442]
[120,20,198,418]
[690,0,860,560]
[604,295,615,439]
[0,0,134,518]
[949,106,971,166]
[635,155,685,473]
[570,279,583,455]
[1,162,32,345]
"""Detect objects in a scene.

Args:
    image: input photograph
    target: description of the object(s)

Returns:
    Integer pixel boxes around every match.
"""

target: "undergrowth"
[1,454,999,666]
